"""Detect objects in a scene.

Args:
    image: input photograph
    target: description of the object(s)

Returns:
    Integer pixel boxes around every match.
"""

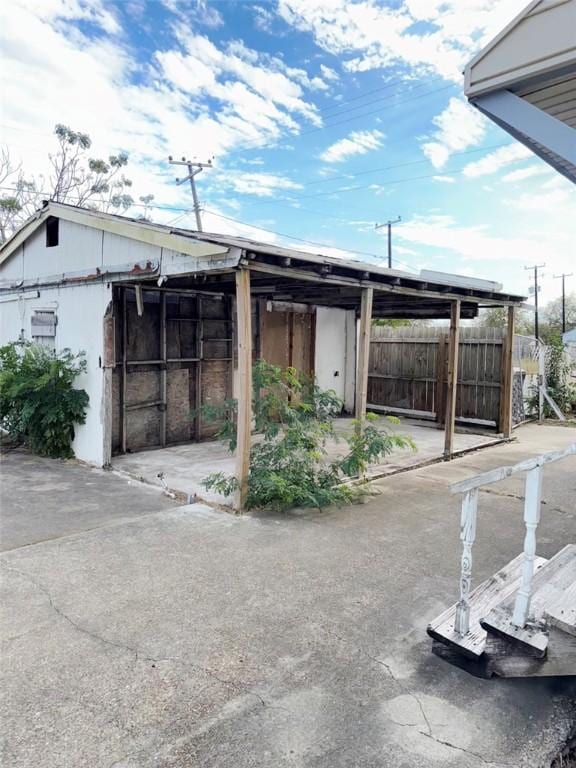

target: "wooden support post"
[355,287,373,431]
[235,269,252,511]
[435,333,446,428]
[512,465,543,627]
[160,292,167,448]
[444,300,460,459]
[499,306,515,438]
[454,488,479,636]
[121,288,128,454]
[538,343,545,423]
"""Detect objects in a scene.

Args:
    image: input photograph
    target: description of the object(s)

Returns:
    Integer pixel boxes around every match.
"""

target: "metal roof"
[0,202,526,309]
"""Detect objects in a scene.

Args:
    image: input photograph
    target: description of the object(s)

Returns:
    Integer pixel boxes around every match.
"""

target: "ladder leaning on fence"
[428,443,576,678]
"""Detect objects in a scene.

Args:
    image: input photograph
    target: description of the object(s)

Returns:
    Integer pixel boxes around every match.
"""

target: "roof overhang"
[0,202,526,315]
[464,0,576,183]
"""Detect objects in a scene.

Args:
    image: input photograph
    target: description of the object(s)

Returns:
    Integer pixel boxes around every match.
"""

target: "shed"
[0,202,526,508]
[464,0,576,182]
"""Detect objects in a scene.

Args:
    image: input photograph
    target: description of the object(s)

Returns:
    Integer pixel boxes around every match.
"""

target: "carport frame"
[225,249,522,510]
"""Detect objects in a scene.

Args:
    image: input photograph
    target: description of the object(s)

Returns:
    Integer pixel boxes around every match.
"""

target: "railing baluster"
[512,464,543,627]
[454,488,479,636]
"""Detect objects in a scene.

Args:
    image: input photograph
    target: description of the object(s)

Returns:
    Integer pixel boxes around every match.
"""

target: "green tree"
[201,360,415,512]
[543,292,576,334]
[476,306,533,335]
[0,125,147,243]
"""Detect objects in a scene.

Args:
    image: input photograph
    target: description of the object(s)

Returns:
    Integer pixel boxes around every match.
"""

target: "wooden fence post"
[235,269,252,511]
[499,306,515,437]
[355,287,373,432]
[444,300,461,458]
[435,333,446,428]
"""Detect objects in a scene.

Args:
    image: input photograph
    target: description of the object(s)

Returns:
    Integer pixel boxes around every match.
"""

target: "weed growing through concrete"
[200,360,415,511]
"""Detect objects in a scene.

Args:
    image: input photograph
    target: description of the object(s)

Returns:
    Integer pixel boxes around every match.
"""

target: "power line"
[295,142,509,187]
[298,83,454,137]
[202,208,419,271]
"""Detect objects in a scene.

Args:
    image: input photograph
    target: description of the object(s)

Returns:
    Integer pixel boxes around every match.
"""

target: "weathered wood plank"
[499,306,515,437]
[544,580,576,637]
[427,554,547,658]
[355,287,373,428]
[444,300,460,458]
[481,544,576,656]
[486,626,576,678]
[235,269,252,511]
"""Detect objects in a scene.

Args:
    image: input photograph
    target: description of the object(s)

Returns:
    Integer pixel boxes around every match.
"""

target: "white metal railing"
[450,443,576,637]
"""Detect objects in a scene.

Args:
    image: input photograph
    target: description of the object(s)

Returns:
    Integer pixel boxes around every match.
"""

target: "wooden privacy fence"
[368,326,508,428]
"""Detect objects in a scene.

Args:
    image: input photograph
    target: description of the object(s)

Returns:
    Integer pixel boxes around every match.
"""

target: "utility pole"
[168,156,212,232]
[524,263,545,339]
[375,216,401,268]
[553,272,573,333]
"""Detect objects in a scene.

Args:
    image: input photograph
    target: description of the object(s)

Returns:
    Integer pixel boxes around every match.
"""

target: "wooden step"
[427,553,547,659]
[481,544,576,657]
[545,580,576,637]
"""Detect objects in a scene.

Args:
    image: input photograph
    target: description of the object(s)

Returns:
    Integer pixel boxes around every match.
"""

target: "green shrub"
[527,335,573,417]
[201,359,415,512]
[0,341,89,458]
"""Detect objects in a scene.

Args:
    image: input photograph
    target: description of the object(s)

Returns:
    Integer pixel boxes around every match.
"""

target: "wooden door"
[260,304,314,377]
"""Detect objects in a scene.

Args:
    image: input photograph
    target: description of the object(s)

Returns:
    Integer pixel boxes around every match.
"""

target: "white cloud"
[506,188,572,211]
[462,144,531,177]
[0,0,325,219]
[225,172,303,198]
[320,129,384,163]
[396,208,576,299]
[501,165,551,183]
[320,64,339,82]
[433,175,455,183]
[421,98,486,169]
[278,0,527,83]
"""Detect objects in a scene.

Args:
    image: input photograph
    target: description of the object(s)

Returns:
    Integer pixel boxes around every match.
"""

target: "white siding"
[466,0,576,96]
[314,307,356,412]
[0,282,111,466]
[0,245,24,282]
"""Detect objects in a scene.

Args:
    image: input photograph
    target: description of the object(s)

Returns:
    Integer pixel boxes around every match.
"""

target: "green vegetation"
[201,360,415,512]
[0,342,89,458]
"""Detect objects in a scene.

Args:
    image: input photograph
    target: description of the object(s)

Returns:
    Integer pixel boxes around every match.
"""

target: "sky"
[1,0,575,306]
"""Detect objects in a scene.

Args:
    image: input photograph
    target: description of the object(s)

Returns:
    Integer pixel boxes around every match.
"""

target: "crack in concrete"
[323,627,433,737]
[480,489,575,518]
[324,625,521,766]
[418,730,515,767]
[2,563,290,720]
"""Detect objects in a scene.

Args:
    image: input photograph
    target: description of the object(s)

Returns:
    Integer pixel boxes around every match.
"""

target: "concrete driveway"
[1,424,575,768]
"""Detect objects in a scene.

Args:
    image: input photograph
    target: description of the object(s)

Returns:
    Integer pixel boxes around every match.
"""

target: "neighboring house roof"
[0,202,526,314]
[464,0,576,183]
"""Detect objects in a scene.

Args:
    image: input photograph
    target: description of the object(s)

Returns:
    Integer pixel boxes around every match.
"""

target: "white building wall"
[314,306,356,412]
[0,282,111,466]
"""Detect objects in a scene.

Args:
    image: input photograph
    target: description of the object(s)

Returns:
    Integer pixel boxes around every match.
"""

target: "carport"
[110,232,525,509]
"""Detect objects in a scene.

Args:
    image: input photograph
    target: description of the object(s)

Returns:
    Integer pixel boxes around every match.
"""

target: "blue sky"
[1,0,574,304]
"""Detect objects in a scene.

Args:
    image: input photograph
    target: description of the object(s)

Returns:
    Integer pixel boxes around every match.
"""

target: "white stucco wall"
[314,306,356,412]
[0,282,111,466]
